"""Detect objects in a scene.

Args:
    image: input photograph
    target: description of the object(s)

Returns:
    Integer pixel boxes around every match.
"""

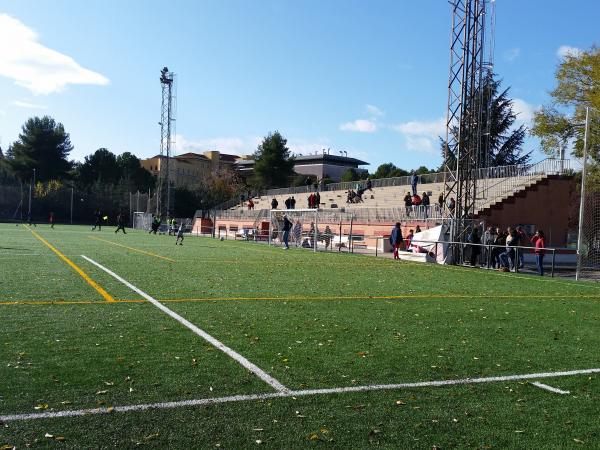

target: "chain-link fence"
[576,188,600,281]
[0,182,157,227]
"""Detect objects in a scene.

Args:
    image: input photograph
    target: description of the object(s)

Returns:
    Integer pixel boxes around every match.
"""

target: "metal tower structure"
[157,66,176,218]
[443,0,495,254]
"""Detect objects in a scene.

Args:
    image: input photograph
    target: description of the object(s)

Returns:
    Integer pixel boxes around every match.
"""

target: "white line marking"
[531,381,570,394]
[80,255,289,393]
[2,367,597,422]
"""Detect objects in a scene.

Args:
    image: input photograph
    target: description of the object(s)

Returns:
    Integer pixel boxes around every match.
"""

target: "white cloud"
[503,48,520,62]
[392,117,445,154]
[512,98,537,124]
[13,100,47,109]
[393,118,445,136]
[0,14,109,95]
[557,45,582,59]
[339,119,377,133]
[174,134,253,155]
[0,109,6,116]
[366,104,385,117]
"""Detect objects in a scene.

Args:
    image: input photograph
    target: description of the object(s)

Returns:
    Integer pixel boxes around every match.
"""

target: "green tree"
[341,168,361,182]
[442,73,530,168]
[371,163,409,179]
[531,47,600,163]
[75,148,120,185]
[252,131,295,188]
[116,152,155,191]
[7,116,73,181]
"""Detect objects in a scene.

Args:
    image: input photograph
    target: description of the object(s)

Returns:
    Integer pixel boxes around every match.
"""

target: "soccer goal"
[133,212,153,231]
[268,209,355,252]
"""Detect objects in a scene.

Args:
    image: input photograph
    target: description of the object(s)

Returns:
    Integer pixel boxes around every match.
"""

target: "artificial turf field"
[1,223,600,449]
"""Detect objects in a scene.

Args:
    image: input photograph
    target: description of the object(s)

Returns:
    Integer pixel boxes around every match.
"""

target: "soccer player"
[282,214,292,249]
[115,212,127,234]
[91,209,102,231]
[48,211,55,229]
[175,223,184,245]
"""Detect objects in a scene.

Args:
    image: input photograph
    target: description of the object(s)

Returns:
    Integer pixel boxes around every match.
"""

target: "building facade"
[140,151,239,188]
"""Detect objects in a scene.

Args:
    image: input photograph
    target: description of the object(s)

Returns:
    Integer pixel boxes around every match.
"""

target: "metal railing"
[216,158,570,211]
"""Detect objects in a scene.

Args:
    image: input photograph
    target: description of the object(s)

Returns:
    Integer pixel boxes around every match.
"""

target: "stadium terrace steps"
[228,173,550,217]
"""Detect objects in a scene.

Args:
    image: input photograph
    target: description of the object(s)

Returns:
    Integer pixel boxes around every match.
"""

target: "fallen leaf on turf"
[44,433,54,438]
[60,401,71,405]
[1,445,15,450]
[95,390,108,395]
[55,437,65,442]
[253,428,264,432]
[34,403,48,410]
[357,351,368,358]
[514,430,524,433]
[395,400,406,406]
[308,433,319,441]
[255,440,262,445]
[574,439,585,444]
[107,407,114,413]
[144,433,159,441]
[104,381,114,386]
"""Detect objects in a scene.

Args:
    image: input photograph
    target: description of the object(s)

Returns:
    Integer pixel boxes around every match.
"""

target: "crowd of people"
[475,225,547,276]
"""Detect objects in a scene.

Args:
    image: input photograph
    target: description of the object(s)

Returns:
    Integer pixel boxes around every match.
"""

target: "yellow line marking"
[25,226,116,302]
[3,293,600,306]
[88,236,176,262]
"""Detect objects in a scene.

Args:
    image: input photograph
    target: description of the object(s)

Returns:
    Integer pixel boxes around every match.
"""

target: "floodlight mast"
[157,67,176,218]
[443,0,494,262]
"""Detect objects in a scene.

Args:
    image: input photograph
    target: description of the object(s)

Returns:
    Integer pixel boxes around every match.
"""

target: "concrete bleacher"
[229,174,547,217]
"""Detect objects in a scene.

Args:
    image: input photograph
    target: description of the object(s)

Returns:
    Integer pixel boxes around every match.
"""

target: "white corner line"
[2,367,598,423]
[80,255,289,394]
[530,381,570,395]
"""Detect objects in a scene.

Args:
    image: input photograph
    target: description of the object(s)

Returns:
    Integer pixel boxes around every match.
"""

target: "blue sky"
[0,0,597,171]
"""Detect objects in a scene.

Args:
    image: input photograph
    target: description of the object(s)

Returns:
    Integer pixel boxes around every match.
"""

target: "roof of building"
[219,153,240,162]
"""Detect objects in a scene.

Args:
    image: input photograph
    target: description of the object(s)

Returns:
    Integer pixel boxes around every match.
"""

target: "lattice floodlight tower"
[157,67,176,218]
[443,0,494,259]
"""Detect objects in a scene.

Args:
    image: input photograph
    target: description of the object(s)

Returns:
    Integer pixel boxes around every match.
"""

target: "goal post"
[268,209,355,252]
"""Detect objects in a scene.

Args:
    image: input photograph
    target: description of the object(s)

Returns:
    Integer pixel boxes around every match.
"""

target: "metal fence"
[0,182,157,226]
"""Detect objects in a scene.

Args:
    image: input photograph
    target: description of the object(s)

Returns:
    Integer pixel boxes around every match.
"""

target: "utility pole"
[157,67,177,219]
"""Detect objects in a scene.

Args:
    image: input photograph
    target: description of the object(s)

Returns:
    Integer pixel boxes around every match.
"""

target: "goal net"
[133,212,153,231]
[576,167,600,281]
[268,209,355,251]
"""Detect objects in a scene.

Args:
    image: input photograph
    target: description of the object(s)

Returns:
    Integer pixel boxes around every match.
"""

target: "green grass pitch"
[1,222,600,448]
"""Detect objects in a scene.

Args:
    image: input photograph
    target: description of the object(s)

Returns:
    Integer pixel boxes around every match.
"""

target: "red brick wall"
[476,176,575,247]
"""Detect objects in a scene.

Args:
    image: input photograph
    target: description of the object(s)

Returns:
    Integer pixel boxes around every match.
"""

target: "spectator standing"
[390,222,403,260]
[290,196,296,209]
[415,225,422,234]
[366,178,373,191]
[247,199,254,210]
[531,230,546,276]
[500,228,518,271]
[282,214,292,249]
[438,193,444,212]
[411,173,419,196]
[469,227,481,266]
[271,198,278,210]
[308,193,314,209]
[492,227,505,268]
[285,197,291,209]
[315,191,321,208]
[516,226,528,269]
[404,192,413,216]
[447,198,456,215]
[422,192,430,218]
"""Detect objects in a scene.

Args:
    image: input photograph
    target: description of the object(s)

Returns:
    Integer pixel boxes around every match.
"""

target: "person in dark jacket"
[91,209,102,231]
[115,212,127,234]
[469,228,481,266]
[271,198,278,209]
[390,222,403,260]
[282,214,292,249]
